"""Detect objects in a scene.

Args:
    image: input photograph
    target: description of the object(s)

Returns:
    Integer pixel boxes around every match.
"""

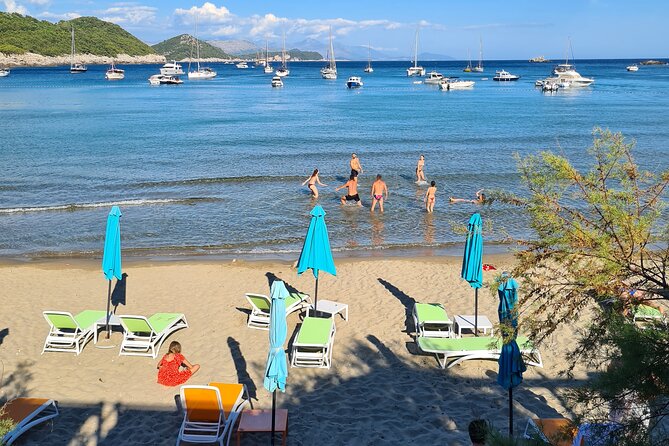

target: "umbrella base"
[95,332,121,349]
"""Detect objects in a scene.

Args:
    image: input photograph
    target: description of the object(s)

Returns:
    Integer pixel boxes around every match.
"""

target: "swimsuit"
[350,169,359,177]
[345,193,360,202]
[374,194,383,200]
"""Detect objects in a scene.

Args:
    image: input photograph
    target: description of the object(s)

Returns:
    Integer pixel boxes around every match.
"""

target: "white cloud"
[2,0,28,14]
[26,0,49,4]
[101,4,157,25]
[39,11,81,21]
[211,25,239,36]
[174,2,233,24]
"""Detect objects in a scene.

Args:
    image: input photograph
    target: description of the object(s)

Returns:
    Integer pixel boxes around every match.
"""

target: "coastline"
[0,52,167,67]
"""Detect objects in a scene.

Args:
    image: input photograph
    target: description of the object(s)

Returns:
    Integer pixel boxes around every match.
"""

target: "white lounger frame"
[2,399,59,446]
[245,293,310,330]
[412,304,454,338]
[118,314,188,358]
[419,342,544,369]
[291,321,336,369]
[41,311,99,356]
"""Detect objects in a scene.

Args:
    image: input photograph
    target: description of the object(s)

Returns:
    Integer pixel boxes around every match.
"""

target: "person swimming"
[449,189,486,205]
[302,169,327,198]
[370,174,388,213]
[336,173,362,206]
[416,155,426,182]
[424,181,437,213]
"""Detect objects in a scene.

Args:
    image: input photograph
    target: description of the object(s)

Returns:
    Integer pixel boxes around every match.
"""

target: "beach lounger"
[633,304,664,323]
[291,316,336,369]
[42,310,107,355]
[118,313,188,358]
[177,383,249,446]
[524,417,620,446]
[1,398,59,445]
[245,292,310,330]
[412,303,453,338]
[417,336,543,369]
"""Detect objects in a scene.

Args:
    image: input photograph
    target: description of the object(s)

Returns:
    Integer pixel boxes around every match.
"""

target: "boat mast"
[367,42,372,69]
[195,17,201,70]
[329,27,336,71]
[265,39,269,66]
[413,27,419,69]
[70,27,75,67]
[478,37,483,69]
[282,32,286,68]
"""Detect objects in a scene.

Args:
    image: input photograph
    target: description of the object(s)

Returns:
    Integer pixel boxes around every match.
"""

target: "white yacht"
[271,76,283,88]
[346,76,363,88]
[423,71,445,84]
[407,28,425,77]
[236,61,249,69]
[364,42,373,73]
[275,33,290,77]
[148,74,183,85]
[493,70,520,81]
[472,38,484,72]
[264,40,273,74]
[188,21,217,80]
[160,61,184,75]
[69,28,87,73]
[320,27,337,80]
[0,68,10,77]
[105,62,125,80]
[626,64,639,72]
[550,39,594,86]
[439,78,475,90]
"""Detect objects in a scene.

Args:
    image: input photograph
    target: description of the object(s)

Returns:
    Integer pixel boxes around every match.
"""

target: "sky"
[2,0,668,59]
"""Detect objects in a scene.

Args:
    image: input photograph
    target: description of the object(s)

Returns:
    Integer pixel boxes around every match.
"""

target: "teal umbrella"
[497,275,526,436]
[101,206,122,338]
[461,213,483,334]
[297,205,336,316]
[264,280,289,446]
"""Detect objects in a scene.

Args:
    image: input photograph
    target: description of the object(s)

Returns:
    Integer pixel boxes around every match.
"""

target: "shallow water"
[1,60,668,258]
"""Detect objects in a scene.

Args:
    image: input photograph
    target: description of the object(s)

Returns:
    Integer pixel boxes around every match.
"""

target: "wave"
[0,197,221,215]
[131,175,305,188]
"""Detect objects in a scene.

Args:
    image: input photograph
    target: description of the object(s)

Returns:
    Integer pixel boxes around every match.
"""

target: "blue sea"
[1,60,668,259]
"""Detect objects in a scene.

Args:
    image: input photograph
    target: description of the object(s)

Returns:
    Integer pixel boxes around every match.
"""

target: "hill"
[152,34,231,60]
[242,49,323,61]
[207,39,257,55]
[0,13,155,56]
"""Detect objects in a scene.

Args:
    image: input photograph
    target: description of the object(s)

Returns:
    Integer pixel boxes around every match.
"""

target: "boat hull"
[407,67,425,77]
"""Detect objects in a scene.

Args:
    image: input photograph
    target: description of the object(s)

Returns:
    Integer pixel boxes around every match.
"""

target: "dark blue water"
[1,60,668,258]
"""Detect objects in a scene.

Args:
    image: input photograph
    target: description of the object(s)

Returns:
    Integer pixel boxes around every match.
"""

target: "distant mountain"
[0,13,155,56]
[287,37,452,61]
[207,39,258,56]
[239,49,323,61]
[152,34,231,60]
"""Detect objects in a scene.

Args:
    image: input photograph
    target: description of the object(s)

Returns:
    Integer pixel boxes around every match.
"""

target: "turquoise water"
[1,60,668,258]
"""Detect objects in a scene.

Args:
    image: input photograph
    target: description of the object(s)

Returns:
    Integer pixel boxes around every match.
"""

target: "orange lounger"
[1,398,59,445]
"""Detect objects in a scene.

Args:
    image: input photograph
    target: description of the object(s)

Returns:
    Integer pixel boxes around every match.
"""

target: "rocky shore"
[0,52,166,67]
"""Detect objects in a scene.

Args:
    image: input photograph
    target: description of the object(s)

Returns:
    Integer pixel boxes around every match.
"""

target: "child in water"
[157,341,200,386]
[424,181,437,213]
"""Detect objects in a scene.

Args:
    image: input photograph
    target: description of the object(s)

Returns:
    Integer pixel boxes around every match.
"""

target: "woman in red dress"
[157,341,200,386]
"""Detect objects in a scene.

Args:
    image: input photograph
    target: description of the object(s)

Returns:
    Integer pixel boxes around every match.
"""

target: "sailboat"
[188,19,217,80]
[105,61,125,80]
[364,42,373,73]
[406,27,425,77]
[472,37,484,72]
[463,49,472,72]
[320,27,337,79]
[275,33,289,77]
[69,27,87,73]
[264,40,273,74]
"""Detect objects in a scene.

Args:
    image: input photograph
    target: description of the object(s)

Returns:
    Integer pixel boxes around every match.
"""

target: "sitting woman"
[157,341,200,386]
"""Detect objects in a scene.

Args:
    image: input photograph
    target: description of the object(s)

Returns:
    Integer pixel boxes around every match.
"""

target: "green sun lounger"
[118,313,188,358]
[413,303,453,338]
[417,335,543,369]
[633,304,664,323]
[245,292,310,330]
[42,310,108,355]
[291,316,336,369]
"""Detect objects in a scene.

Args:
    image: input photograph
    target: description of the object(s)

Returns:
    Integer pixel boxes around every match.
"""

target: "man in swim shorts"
[370,174,388,213]
[349,153,363,177]
[336,174,362,206]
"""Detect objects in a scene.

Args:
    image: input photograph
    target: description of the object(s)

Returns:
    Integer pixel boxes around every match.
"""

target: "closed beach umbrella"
[297,205,336,316]
[264,280,289,446]
[461,213,483,334]
[497,276,526,436]
[101,206,122,338]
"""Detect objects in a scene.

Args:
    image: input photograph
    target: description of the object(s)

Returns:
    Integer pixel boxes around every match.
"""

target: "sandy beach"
[0,254,590,445]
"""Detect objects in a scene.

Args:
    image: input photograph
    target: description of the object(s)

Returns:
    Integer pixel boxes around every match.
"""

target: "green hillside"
[152,34,231,60]
[0,13,155,56]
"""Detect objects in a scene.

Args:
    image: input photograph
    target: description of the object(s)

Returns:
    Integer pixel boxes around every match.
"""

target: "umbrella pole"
[105,280,112,339]
[509,387,513,437]
[271,390,276,446]
[313,275,319,317]
[474,288,479,336]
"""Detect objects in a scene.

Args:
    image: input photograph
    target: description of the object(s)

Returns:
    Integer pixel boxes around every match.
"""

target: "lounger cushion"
[182,387,221,423]
[286,293,308,308]
[296,317,333,345]
[148,313,183,333]
[45,310,106,331]
[208,383,243,417]
[635,304,662,317]
[415,303,450,322]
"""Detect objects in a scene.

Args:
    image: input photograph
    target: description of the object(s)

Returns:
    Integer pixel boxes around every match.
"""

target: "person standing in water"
[302,169,327,198]
[424,180,437,213]
[416,155,426,182]
[370,174,389,213]
[350,153,363,177]
[336,173,362,206]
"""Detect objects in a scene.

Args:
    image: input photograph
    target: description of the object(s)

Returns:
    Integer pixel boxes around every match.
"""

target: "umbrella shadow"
[0,327,8,347]
[227,336,257,402]
[265,272,305,296]
[377,278,416,335]
[111,273,128,311]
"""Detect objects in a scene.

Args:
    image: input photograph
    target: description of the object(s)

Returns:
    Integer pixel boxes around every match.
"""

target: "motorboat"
[271,76,283,87]
[626,64,639,72]
[148,74,183,85]
[160,61,184,75]
[542,81,560,92]
[0,68,10,77]
[69,27,87,73]
[188,67,217,79]
[493,70,520,81]
[236,61,249,69]
[423,71,445,85]
[105,62,125,80]
[439,77,475,90]
[407,27,425,77]
[346,76,363,88]
[553,66,594,86]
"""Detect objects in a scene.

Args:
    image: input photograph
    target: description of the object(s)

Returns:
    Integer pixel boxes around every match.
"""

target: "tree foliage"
[0,13,155,56]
